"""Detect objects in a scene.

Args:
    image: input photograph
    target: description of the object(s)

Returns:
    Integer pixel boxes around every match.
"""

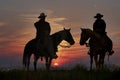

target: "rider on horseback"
[34,12,58,59]
[93,13,106,35]
[89,13,114,55]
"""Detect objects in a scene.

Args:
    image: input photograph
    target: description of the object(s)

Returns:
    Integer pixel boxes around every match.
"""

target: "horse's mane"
[83,28,92,32]
[51,30,63,36]
[50,30,64,52]
[51,30,63,39]
[82,28,101,39]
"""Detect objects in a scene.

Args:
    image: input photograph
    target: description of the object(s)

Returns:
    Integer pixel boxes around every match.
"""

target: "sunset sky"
[0,0,120,69]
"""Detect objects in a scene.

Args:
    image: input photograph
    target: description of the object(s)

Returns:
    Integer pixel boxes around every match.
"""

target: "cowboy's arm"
[44,22,51,35]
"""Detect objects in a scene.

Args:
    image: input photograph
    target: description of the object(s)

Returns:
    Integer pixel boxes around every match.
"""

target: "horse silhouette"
[23,28,75,71]
[80,28,113,70]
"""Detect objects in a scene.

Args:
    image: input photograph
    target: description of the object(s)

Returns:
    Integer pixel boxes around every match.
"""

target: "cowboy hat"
[38,13,47,18]
[94,13,103,18]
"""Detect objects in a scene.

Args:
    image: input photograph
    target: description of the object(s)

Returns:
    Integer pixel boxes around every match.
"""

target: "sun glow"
[54,62,59,66]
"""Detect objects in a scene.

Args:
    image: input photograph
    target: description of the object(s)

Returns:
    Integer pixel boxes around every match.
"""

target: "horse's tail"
[23,41,32,67]
[23,45,28,67]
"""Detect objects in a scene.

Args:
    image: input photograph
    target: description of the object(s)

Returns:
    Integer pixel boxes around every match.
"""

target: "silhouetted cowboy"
[92,13,114,55]
[93,13,106,35]
[34,12,58,59]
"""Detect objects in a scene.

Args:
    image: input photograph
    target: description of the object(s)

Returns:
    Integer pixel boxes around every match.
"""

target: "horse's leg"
[94,54,99,70]
[23,49,31,71]
[27,55,31,71]
[34,56,39,71]
[48,57,52,69]
[90,54,93,71]
[46,58,52,70]
[45,57,50,70]
[99,52,106,69]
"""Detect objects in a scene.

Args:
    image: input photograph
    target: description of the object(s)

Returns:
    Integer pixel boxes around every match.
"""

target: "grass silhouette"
[0,65,120,80]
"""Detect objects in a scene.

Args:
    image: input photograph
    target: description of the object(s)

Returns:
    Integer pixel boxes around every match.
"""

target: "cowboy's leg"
[35,35,43,53]
[35,36,41,55]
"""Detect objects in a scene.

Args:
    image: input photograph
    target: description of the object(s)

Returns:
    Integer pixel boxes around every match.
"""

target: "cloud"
[48,17,67,33]
[0,22,7,26]
[0,10,69,55]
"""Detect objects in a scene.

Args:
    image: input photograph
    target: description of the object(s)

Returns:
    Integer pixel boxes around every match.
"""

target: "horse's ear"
[68,28,71,31]
[64,28,71,31]
[63,27,66,30]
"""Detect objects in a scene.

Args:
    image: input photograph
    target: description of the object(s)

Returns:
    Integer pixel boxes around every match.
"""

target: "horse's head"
[61,28,75,45]
[80,28,91,45]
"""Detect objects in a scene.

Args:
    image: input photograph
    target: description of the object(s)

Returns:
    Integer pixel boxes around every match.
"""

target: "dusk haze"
[0,0,120,70]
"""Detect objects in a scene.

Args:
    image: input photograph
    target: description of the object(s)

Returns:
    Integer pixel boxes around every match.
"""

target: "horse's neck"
[89,30,101,40]
[52,32,63,46]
